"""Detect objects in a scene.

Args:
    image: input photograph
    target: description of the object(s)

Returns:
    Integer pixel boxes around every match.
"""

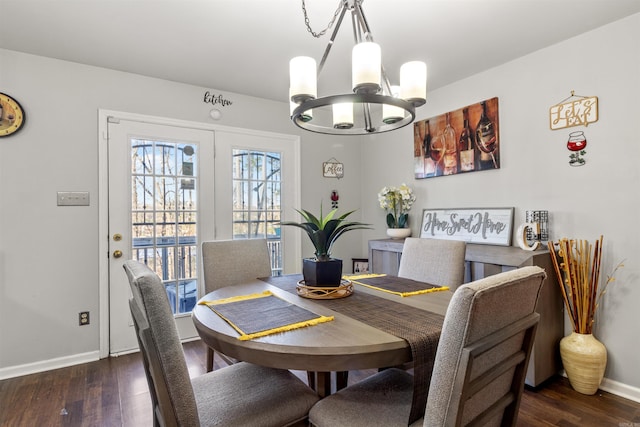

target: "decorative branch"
[548,235,623,334]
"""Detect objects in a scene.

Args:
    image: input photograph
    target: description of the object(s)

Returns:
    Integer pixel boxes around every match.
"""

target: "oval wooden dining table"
[191,274,453,398]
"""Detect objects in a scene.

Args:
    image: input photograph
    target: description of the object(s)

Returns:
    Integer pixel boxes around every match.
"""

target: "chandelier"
[289,0,427,135]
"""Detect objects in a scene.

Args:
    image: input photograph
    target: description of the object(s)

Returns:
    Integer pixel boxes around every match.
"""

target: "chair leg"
[307,371,315,390]
[206,347,214,372]
[336,371,349,390]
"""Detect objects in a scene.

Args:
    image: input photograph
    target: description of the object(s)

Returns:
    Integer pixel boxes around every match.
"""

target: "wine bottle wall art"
[413,97,499,179]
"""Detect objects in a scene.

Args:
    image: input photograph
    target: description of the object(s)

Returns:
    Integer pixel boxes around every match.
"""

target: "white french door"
[101,112,301,356]
[107,119,215,354]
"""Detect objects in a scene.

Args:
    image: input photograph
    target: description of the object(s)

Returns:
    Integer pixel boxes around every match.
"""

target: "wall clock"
[0,93,25,137]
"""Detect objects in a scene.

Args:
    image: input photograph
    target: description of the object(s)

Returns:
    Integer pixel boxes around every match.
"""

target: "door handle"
[113,250,123,258]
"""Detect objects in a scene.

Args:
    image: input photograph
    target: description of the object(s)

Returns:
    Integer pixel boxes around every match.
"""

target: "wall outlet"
[79,311,90,326]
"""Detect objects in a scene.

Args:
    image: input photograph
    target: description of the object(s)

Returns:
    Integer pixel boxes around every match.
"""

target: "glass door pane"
[232,149,282,275]
[131,140,199,314]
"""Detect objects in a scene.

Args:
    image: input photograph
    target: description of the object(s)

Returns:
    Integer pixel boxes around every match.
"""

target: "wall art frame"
[351,258,369,274]
[413,97,499,179]
[419,207,514,246]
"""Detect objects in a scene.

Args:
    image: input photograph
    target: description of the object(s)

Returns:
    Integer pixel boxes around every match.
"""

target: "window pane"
[266,182,280,209]
[178,180,196,210]
[231,149,282,275]
[233,180,248,210]
[178,212,196,238]
[233,149,248,179]
[155,177,176,210]
[155,144,176,176]
[178,143,197,176]
[249,152,264,180]
[267,152,281,181]
[178,245,198,279]
[131,140,153,174]
[233,211,248,238]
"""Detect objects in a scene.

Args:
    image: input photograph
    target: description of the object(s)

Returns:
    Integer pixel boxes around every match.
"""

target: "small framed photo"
[352,258,369,274]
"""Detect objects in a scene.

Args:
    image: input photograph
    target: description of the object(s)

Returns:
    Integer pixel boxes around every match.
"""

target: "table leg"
[308,372,332,398]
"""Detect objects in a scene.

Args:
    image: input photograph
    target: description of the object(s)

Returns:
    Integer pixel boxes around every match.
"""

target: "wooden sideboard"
[368,238,564,387]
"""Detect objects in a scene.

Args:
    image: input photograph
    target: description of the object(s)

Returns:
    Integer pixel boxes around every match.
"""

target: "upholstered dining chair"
[398,237,467,291]
[308,265,546,427]
[123,260,318,427]
[201,239,272,371]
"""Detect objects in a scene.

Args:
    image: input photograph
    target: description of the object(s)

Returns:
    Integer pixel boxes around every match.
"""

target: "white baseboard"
[0,351,100,381]
[600,377,640,403]
[560,371,640,403]
[0,337,201,380]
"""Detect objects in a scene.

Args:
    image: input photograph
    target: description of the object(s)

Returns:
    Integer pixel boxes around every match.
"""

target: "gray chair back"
[124,260,200,427]
[398,237,466,290]
[202,239,272,292]
[424,265,546,427]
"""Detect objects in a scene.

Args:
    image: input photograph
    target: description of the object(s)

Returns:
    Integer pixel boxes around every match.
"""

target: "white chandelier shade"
[333,102,354,129]
[352,42,381,93]
[400,61,428,105]
[382,85,405,124]
[289,56,317,103]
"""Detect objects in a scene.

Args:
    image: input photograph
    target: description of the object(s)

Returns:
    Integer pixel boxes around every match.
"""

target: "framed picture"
[352,258,369,274]
[419,207,514,246]
[323,161,344,178]
[413,97,499,179]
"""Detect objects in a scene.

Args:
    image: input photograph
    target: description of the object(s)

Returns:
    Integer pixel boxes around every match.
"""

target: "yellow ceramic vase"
[559,332,607,395]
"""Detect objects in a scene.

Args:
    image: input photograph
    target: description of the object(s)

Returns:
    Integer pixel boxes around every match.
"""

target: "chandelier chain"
[301,0,345,38]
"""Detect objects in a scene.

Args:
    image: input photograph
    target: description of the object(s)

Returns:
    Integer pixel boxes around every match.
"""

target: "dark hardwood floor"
[1,340,638,426]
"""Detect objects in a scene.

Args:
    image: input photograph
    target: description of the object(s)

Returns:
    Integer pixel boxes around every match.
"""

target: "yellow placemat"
[199,290,333,340]
[344,273,449,297]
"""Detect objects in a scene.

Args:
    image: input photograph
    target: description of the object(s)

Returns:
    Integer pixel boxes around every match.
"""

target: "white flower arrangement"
[377,183,416,229]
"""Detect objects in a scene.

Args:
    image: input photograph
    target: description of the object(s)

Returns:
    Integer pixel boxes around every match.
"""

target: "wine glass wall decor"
[413,97,500,179]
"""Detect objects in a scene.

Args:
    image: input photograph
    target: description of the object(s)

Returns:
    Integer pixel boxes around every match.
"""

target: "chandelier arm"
[352,1,372,41]
[379,64,393,96]
[350,7,362,44]
[317,3,349,77]
[363,102,374,133]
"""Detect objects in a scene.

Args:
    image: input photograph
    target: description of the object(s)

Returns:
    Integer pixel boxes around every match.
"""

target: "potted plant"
[378,183,416,239]
[281,206,371,286]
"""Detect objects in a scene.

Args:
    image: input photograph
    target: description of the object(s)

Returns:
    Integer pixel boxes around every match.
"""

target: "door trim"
[98,109,301,358]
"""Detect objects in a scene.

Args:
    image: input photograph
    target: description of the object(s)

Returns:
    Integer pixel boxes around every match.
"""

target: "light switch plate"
[57,191,90,206]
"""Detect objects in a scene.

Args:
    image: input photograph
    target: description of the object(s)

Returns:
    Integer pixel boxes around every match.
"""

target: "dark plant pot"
[302,258,343,287]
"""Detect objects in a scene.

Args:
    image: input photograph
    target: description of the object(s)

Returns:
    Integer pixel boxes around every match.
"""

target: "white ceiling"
[1,0,639,103]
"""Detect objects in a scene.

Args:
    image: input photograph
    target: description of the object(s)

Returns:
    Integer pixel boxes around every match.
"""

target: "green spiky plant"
[281,206,371,261]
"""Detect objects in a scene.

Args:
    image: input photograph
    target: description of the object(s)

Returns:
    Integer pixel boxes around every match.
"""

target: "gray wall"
[359,13,640,393]
[0,12,638,399]
[0,49,363,373]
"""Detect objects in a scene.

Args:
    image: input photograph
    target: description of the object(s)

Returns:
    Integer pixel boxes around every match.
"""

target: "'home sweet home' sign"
[420,208,514,246]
